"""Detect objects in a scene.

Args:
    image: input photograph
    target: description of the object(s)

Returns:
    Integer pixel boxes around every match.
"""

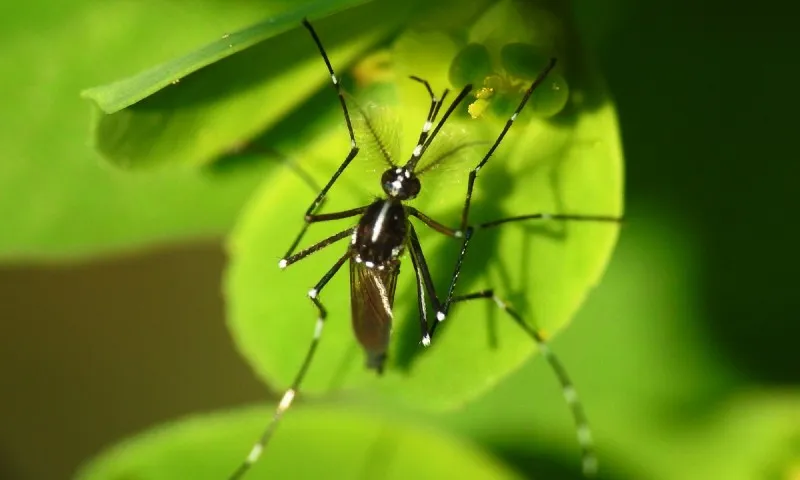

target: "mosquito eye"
[408,177,421,198]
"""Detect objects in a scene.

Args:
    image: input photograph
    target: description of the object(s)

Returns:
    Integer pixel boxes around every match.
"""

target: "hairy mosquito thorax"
[381,167,420,200]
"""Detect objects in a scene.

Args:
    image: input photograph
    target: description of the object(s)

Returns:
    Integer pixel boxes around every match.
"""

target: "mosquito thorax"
[352,199,407,269]
[381,167,421,200]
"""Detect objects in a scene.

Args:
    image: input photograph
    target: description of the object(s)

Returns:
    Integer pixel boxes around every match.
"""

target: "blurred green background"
[0,0,798,479]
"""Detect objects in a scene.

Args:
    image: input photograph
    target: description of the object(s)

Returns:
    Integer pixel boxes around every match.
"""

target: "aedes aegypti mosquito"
[229,18,621,480]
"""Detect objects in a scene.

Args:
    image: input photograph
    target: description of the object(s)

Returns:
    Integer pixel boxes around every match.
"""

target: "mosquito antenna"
[404,83,473,172]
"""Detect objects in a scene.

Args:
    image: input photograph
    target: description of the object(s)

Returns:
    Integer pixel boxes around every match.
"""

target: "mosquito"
[229,18,621,480]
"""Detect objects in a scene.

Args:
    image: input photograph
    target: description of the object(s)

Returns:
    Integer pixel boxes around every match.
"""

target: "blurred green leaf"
[0,0,292,261]
[225,0,623,412]
[76,405,522,480]
[440,208,800,480]
[81,1,416,170]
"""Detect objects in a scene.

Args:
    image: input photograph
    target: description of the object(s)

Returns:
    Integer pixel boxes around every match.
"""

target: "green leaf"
[82,0,416,170]
[0,0,291,260]
[226,0,623,411]
[76,405,522,480]
[81,0,372,114]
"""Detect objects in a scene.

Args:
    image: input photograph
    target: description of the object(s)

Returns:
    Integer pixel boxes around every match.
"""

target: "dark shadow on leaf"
[390,139,580,371]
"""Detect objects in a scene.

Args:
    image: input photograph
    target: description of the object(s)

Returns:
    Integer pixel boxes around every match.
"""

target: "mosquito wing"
[350,259,399,373]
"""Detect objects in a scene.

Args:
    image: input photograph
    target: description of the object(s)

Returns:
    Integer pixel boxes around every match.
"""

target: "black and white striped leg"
[432,226,474,333]
[279,226,355,269]
[435,211,621,325]
[229,252,350,480]
[458,58,557,231]
[407,246,431,348]
[279,206,368,268]
[284,20,361,259]
[408,75,448,151]
[407,206,462,238]
[406,224,446,347]
[444,289,597,478]
[301,19,356,145]
[403,83,473,171]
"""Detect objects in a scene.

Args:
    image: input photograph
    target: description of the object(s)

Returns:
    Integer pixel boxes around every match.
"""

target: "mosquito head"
[381,167,420,200]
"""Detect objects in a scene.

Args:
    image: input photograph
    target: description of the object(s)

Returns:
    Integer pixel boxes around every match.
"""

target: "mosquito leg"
[279,226,355,269]
[302,205,369,227]
[477,213,623,230]
[284,20,362,259]
[431,226,473,332]
[403,83,473,171]
[442,289,598,478]
[407,248,431,348]
[405,224,448,346]
[435,213,619,329]
[434,58,615,322]
[408,76,436,101]
[407,206,462,238]
[302,19,356,146]
[408,76,448,149]
[457,58,557,232]
[434,210,621,324]
[229,252,350,480]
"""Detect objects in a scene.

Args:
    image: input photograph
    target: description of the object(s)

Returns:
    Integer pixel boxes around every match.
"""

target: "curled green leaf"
[81,1,416,170]
[82,0,371,114]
